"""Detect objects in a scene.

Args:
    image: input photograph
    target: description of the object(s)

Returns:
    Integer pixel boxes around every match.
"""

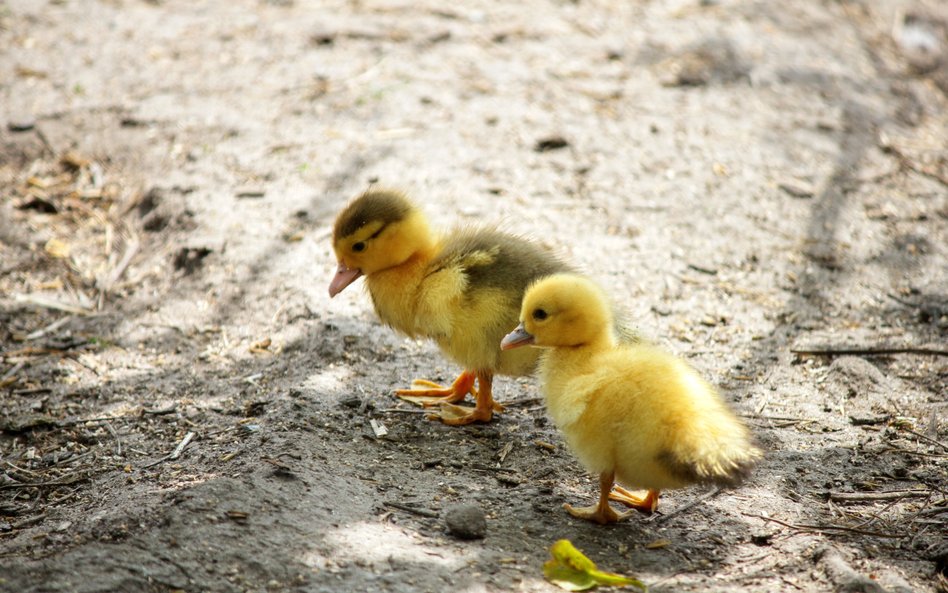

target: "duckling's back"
[563,345,761,491]
[426,228,570,375]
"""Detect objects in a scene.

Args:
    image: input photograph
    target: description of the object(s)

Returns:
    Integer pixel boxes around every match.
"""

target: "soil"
[1,0,947,592]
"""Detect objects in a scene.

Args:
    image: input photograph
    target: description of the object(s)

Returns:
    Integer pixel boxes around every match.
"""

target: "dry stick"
[34,125,55,157]
[141,431,195,469]
[102,239,140,291]
[745,513,905,539]
[169,431,195,460]
[13,293,92,316]
[103,421,122,456]
[382,501,440,518]
[828,490,930,503]
[24,316,73,341]
[380,407,431,414]
[884,140,948,187]
[0,474,89,491]
[911,505,948,518]
[790,346,948,357]
[903,429,948,453]
[1,361,25,382]
[647,487,724,523]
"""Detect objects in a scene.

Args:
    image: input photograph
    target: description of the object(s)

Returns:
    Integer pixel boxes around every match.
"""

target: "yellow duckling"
[501,273,761,524]
[329,189,570,425]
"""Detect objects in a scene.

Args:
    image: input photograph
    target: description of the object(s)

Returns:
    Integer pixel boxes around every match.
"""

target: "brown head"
[329,190,434,297]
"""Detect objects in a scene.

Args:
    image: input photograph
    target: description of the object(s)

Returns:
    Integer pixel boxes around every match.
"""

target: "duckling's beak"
[329,262,363,297]
[500,323,535,350]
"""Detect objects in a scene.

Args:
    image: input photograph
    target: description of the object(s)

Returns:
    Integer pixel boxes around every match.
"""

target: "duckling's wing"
[417,227,570,345]
[432,228,571,294]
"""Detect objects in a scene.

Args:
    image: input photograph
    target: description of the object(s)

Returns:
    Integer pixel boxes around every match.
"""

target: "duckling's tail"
[661,398,763,488]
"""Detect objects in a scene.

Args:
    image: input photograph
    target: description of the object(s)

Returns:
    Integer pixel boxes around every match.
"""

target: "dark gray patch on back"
[432,228,572,298]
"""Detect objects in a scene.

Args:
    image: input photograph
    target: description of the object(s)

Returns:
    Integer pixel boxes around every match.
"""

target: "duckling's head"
[329,189,434,297]
[501,273,614,350]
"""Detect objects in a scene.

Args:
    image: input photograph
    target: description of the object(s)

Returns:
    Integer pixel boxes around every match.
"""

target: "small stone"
[7,119,35,132]
[778,178,815,198]
[444,504,487,540]
[534,136,569,152]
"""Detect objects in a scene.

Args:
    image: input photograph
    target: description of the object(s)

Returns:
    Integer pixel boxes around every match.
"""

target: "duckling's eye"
[352,241,366,253]
[532,308,548,321]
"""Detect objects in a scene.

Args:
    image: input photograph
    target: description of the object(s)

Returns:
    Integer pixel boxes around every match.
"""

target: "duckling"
[501,273,761,524]
[329,189,570,425]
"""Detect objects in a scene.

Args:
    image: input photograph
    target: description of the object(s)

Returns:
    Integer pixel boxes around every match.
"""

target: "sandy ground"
[1,0,947,592]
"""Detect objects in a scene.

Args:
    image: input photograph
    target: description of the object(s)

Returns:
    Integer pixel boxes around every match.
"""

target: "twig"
[886,292,919,308]
[34,125,55,157]
[0,472,89,490]
[791,346,948,357]
[24,316,73,341]
[903,429,948,452]
[169,431,195,460]
[104,421,122,456]
[1,361,25,382]
[56,414,127,427]
[687,262,718,275]
[12,293,92,315]
[11,513,48,530]
[744,513,905,538]
[910,504,948,519]
[882,138,948,187]
[828,490,930,503]
[383,501,440,518]
[380,407,431,414]
[141,431,195,468]
[101,239,140,291]
[742,414,807,422]
[503,396,544,407]
[12,387,52,396]
[647,487,723,523]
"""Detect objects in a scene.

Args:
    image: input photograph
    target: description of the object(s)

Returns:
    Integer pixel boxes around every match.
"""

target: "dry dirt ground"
[1,0,947,592]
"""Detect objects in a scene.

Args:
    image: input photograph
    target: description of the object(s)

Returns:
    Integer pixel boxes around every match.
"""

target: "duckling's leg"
[430,370,505,426]
[564,471,636,525]
[609,486,660,514]
[396,371,477,407]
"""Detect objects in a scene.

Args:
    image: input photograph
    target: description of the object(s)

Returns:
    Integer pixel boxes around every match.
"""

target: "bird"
[501,273,761,524]
[328,189,571,425]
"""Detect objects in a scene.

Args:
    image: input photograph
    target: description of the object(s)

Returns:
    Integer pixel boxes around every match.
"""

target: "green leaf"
[543,539,647,591]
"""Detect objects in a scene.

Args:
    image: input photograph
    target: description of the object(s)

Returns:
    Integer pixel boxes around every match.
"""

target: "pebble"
[778,178,816,198]
[7,119,35,132]
[444,503,487,540]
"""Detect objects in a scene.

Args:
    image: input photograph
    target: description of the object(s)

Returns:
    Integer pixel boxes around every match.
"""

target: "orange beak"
[328,262,363,297]
[500,323,535,350]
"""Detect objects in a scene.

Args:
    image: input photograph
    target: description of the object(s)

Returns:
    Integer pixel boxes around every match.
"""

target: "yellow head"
[329,190,435,297]
[500,273,614,350]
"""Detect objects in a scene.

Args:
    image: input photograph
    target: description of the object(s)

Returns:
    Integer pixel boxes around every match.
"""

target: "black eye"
[352,241,366,252]
[532,308,548,321]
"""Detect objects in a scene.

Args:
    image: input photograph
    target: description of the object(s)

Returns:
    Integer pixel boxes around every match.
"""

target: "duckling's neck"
[538,332,616,382]
[365,243,438,337]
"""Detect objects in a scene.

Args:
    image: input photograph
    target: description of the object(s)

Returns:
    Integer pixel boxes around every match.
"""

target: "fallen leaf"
[543,539,647,591]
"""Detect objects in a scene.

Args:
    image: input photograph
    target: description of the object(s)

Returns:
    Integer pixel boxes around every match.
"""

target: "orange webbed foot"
[563,502,634,525]
[396,371,477,407]
[609,487,660,514]
[404,371,501,426]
